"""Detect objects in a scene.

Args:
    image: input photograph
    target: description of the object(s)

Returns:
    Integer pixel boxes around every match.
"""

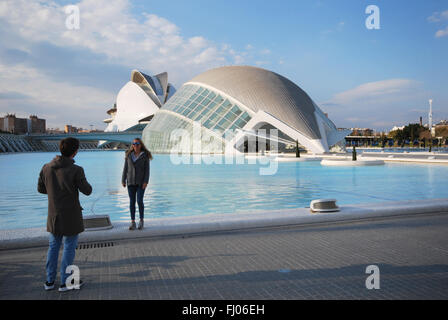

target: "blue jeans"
[45,233,78,285]
[127,185,145,220]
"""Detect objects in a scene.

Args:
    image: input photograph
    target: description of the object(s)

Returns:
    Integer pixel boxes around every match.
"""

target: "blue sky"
[0,0,447,131]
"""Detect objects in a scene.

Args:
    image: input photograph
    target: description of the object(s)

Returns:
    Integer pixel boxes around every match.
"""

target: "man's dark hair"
[59,137,80,157]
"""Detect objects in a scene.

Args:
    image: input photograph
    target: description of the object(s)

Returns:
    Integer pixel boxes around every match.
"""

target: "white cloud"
[427,10,448,38]
[0,61,114,128]
[435,26,448,38]
[320,79,430,130]
[234,55,245,64]
[0,0,243,85]
[427,10,448,23]
[255,61,269,66]
[328,79,422,105]
[0,0,252,127]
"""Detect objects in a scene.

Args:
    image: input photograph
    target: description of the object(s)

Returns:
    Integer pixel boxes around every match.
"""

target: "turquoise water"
[1,151,448,230]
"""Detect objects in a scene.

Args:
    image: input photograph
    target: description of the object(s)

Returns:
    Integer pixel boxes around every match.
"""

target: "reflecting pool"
[1,151,447,230]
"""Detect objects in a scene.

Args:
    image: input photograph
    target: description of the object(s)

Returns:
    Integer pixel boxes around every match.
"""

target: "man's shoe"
[138,219,144,230]
[44,281,55,291]
[59,280,84,292]
[129,221,136,230]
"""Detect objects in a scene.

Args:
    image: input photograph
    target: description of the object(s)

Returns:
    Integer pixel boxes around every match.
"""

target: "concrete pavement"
[1,211,447,300]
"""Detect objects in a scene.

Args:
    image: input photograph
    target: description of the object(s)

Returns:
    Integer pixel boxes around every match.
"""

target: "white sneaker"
[44,281,55,291]
[59,279,84,292]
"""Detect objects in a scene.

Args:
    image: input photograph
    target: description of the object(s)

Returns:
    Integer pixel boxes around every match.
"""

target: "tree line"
[385,123,447,147]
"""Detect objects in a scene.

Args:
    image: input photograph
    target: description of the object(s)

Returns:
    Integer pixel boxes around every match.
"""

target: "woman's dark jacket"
[38,155,92,236]
[122,151,150,186]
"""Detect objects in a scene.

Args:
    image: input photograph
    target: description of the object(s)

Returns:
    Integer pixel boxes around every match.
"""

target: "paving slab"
[0,212,447,300]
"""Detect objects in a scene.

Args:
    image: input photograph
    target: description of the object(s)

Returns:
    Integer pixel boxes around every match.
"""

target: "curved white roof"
[104,69,176,133]
[142,66,349,154]
[105,81,159,132]
[130,70,175,106]
[188,65,325,140]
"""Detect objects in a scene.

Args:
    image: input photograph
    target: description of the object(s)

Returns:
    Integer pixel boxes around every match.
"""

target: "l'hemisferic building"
[106,66,350,154]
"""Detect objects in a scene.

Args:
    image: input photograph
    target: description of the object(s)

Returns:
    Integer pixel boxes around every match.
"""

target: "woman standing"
[122,138,152,230]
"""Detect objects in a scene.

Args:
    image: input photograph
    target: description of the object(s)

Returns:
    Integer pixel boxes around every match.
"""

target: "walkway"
[1,212,447,299]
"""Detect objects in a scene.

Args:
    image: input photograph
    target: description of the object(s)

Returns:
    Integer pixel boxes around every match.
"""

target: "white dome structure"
[104,70,176,132]
[142,66,350,154]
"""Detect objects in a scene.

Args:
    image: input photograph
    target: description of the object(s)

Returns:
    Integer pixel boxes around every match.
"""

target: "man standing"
[38,137,92,292]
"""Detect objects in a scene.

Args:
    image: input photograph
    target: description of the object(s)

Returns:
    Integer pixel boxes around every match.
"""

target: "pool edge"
[1,198,448,250]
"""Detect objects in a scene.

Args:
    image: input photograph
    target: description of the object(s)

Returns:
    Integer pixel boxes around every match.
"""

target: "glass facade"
[162,84,252,141]
[142,111,225,153]
[143,84,253,153]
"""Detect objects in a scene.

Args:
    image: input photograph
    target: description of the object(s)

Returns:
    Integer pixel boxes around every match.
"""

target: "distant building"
[0,114,46,134]
[64,125,79,133]
[344,128,387,147]
[28,115,46,133]
[142,66,349,154]
[63,125,102,134]
[435,122,448,139]
[104,70,176,132]
[350,128,374,136]
[2,114,27,134]
[46,128,64,134]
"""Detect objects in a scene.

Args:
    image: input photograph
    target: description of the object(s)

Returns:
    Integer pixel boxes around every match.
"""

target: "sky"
[0,0,447,131]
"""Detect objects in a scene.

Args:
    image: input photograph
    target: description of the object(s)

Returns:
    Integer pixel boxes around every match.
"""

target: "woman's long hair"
[125,137,153,160]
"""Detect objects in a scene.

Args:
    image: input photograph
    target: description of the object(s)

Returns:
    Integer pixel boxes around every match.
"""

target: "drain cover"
[310,199,339,213]
[76,242,115,250]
